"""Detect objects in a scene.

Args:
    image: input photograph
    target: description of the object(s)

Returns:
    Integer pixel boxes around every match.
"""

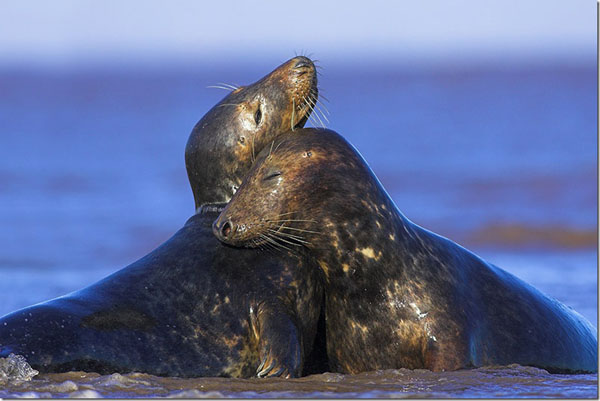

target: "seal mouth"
[293,111,310,130]
[288,57,322,130]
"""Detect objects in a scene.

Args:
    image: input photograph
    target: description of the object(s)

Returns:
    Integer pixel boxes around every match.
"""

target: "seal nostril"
[294,57,312,70]
[222,222,232,237]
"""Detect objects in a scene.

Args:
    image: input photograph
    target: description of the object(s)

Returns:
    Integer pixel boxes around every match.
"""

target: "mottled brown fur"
[214,128,597,375]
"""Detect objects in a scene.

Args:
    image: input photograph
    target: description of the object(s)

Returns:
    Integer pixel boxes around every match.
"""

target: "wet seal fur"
[0,57,328,378]
[213,128,598,374]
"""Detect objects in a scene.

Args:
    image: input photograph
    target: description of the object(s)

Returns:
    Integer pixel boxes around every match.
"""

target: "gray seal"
[213,127,598,374]
[0,57,328,378]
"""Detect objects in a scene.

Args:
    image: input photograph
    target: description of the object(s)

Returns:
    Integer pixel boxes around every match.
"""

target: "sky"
[0,0,596,68]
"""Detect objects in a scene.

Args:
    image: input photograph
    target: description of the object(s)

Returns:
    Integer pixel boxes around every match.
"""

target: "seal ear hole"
[239,136,246,144]
[254,107,262,125]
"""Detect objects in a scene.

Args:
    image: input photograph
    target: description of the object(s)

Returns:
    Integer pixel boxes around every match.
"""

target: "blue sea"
[0,58,597,397]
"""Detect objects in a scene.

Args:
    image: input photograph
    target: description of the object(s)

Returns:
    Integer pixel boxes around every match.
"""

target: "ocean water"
[0,364,597,398]
[0,59,597,397]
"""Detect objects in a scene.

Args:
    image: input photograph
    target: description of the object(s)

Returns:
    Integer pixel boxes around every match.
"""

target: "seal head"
[212,128,361,250]
[185,56,318,210]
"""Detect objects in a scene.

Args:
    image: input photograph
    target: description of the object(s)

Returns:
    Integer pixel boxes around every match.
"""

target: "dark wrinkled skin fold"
[214,128,598,375]
[0,57,329,378]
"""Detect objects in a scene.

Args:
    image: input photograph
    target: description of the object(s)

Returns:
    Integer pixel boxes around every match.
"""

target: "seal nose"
[293,56,314,70]
[213,218,233,239]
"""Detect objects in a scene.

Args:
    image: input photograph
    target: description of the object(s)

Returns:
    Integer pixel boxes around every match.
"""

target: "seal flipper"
[249,300,302,378]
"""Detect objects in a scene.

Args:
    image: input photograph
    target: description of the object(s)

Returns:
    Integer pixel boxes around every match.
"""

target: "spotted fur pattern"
[215,128,598,374]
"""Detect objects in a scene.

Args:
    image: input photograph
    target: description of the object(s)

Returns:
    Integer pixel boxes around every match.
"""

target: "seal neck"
[197,202,227,215]
[316,200,416,287]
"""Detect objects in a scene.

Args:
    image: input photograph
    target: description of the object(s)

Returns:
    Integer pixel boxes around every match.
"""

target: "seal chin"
[292,113,310,130]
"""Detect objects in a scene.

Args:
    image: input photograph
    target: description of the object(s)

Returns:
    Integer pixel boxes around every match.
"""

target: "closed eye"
[254,107,262,125]
[263,172,281,181]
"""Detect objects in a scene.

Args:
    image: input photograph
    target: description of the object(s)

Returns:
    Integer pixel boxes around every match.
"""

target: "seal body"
[0,207,323,377]
[0,57,328,377]
[213,128,598,374]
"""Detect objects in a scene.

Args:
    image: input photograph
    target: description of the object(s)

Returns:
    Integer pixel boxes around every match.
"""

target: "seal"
[186,56,319,210]
[0,56,328,378]
[213,128,598,374]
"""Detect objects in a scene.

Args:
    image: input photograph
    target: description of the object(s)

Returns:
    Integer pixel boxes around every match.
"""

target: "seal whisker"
[273,234,310,247]
[305,95,316,112]
[257,233,277,251]
[250,237,266,252]
[303,97,320,128]
[267,230,305,247]
[254,221,278,228]
[314,104,330,124]
[260,232,292,252]
[301,96,310,113]
[318,93,330,103]
[272,139,287,155]
[266,232,296,251]
[305,96,326,128]
[217,82,239,90]
[207,85,235,92]
[271,212,297,218]
[314,66,323,78]
[268,228,308,242]
[307,97,327,128]
[268,140,275,158]
[315,95,328,107]
[268,228,306,242]
[266,219,318,224]
[304,95,317,118]
[278,226,322,235]
[306,113,319,128]
[315,98,331,116]
[256,213,297,225]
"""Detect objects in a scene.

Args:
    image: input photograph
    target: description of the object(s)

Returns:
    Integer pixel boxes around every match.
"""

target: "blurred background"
[0,1,597,324]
